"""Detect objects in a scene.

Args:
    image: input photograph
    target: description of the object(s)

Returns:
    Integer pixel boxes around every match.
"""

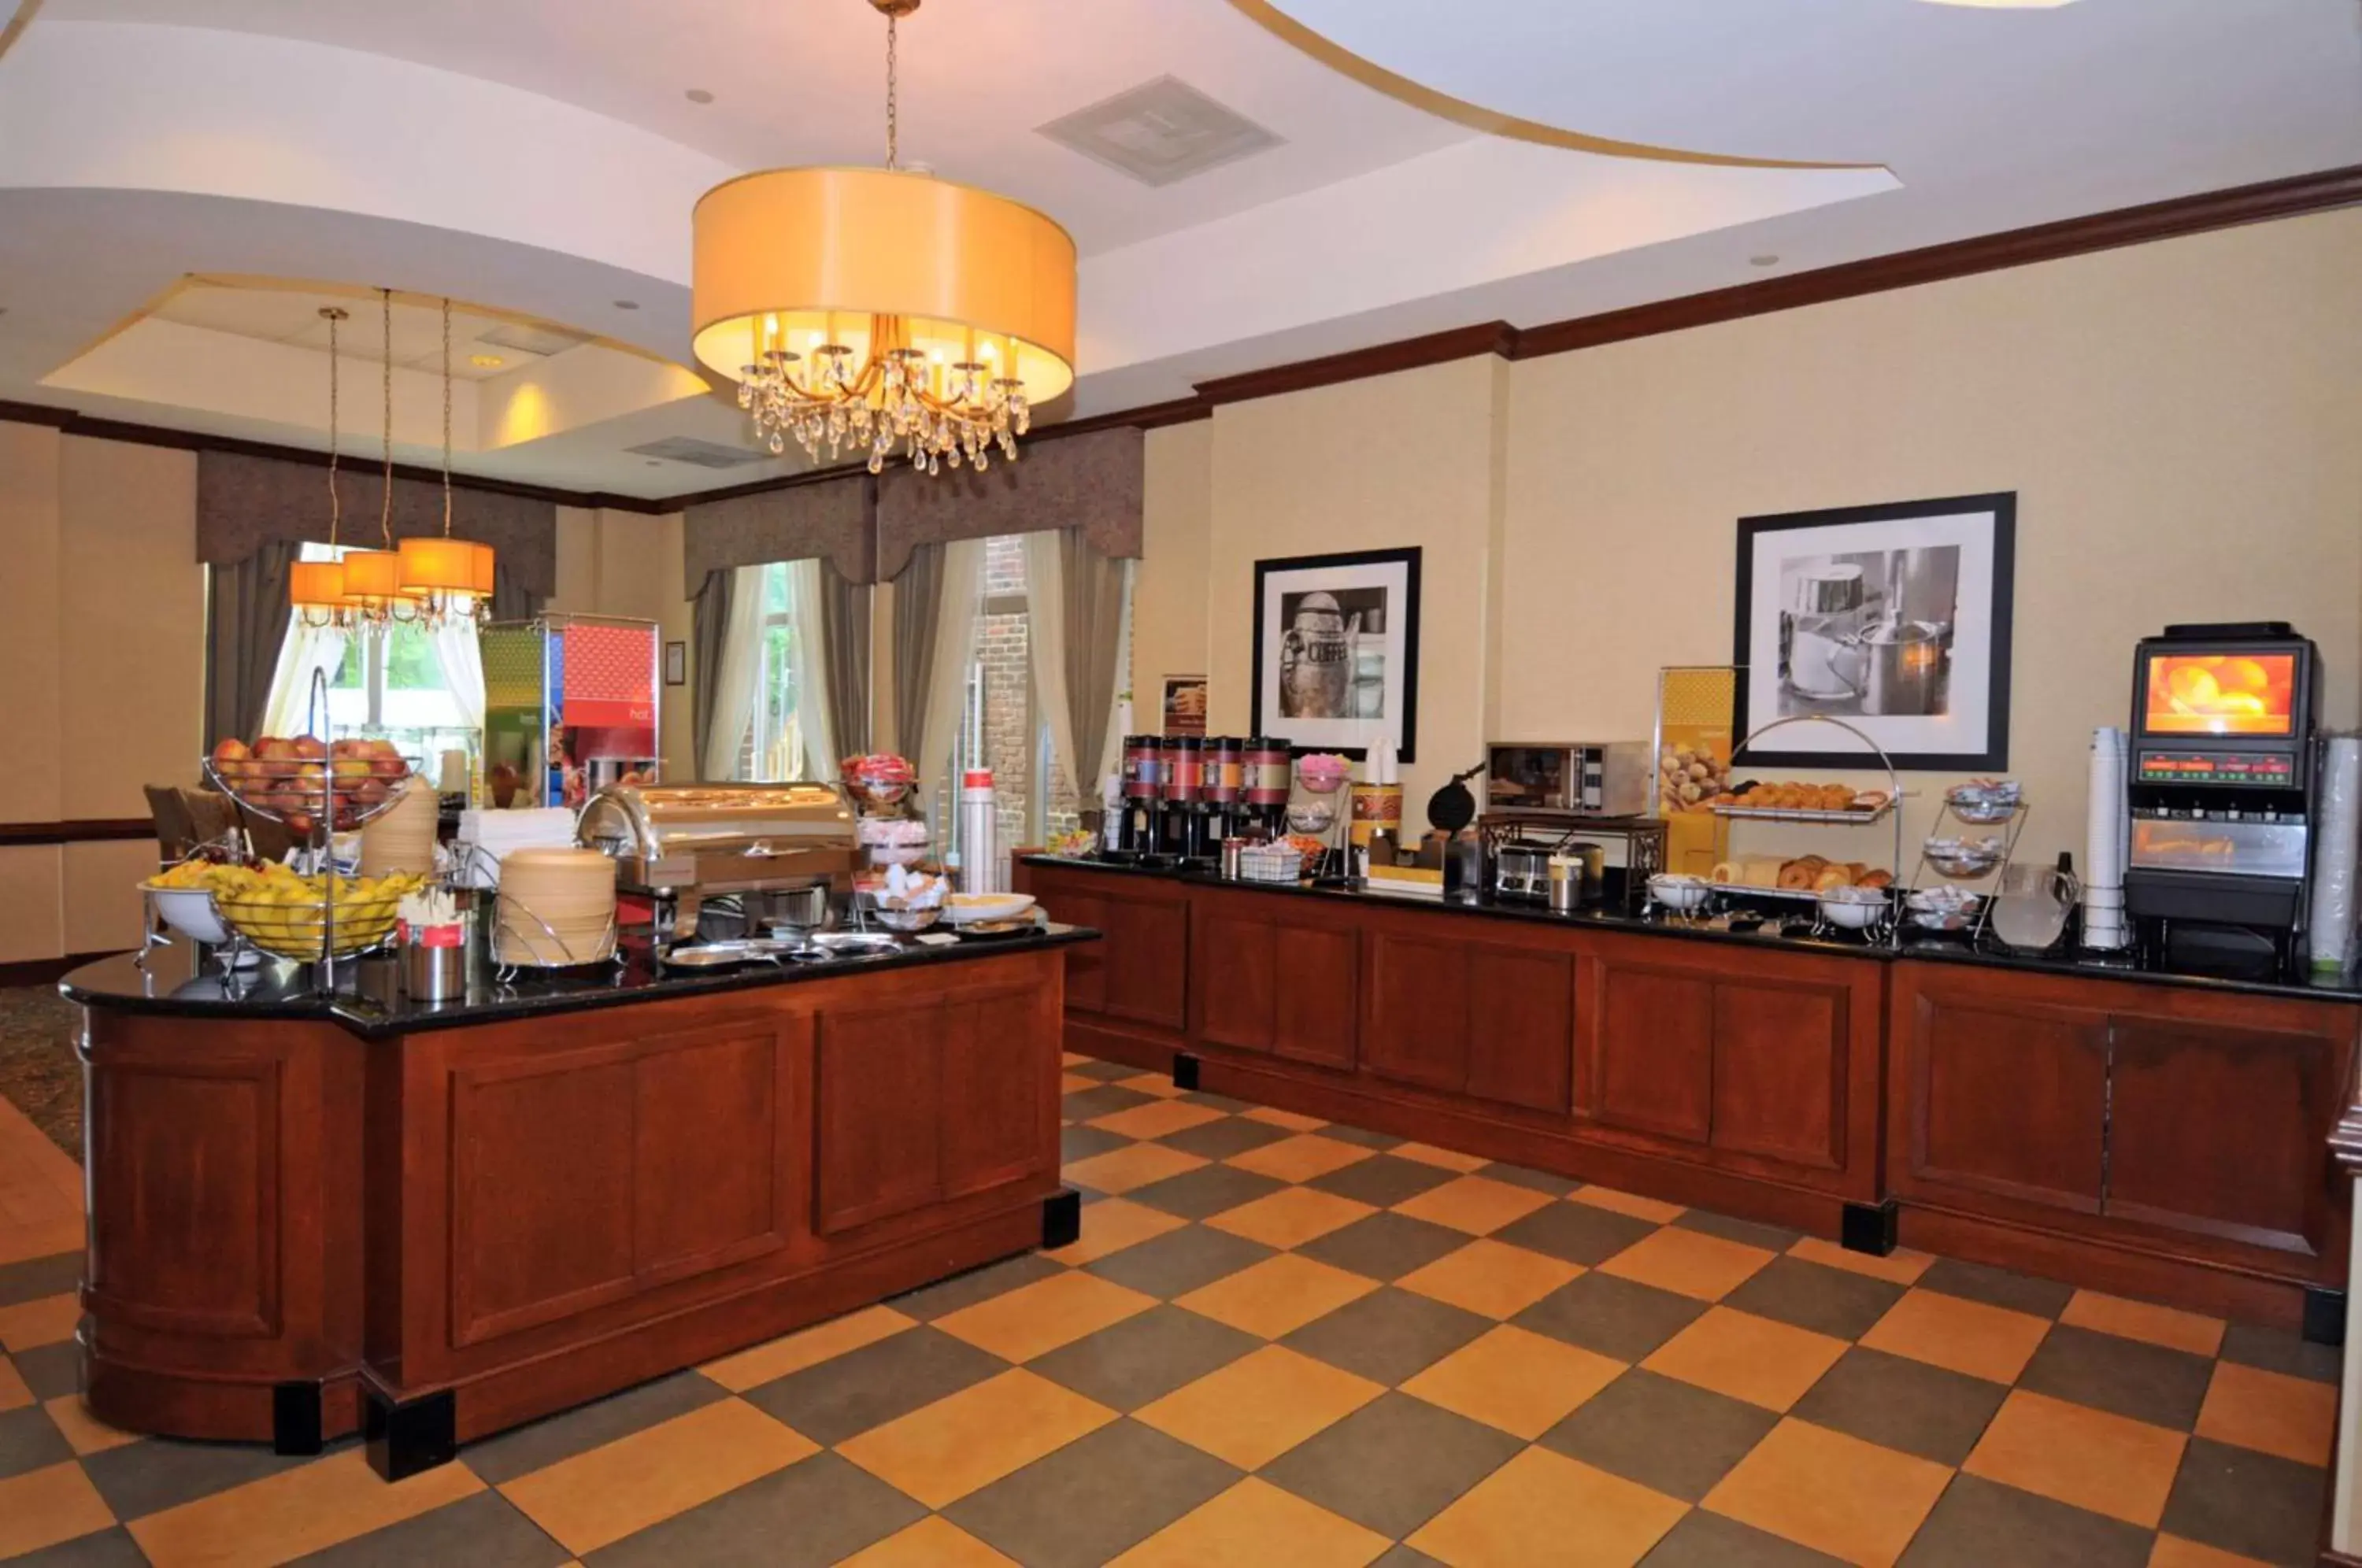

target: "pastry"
[1776,860,1817,890]
[1812,866,1853,893]
[1858,868,1894,889]
[1710,861,1738,884]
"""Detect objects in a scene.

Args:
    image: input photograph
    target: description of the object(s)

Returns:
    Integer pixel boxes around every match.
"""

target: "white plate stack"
[358,783,438,878]
[454,807,579,888]
[495,849,617,966]
[2082,727,2129,950]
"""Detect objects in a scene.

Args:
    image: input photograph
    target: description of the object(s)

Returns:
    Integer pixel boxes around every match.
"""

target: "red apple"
[354,776,389,805]
[284,811,314,837]
[291,735,327,762]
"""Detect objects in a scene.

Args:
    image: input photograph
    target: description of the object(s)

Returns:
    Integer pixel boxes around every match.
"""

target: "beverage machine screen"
[2141,653,2298,738]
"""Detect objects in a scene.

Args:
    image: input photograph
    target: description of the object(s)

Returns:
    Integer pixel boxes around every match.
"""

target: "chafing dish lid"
[577,782,856,859]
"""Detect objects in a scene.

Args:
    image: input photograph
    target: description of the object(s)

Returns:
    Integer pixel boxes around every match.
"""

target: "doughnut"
[1776,860,1816,891]
[1812,866,1853,893]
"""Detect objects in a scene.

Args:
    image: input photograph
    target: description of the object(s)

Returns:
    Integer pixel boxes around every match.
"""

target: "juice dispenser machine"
[481,614,663,809]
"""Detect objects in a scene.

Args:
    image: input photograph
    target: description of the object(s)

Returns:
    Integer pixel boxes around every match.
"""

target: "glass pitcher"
[1989,862,2080,951]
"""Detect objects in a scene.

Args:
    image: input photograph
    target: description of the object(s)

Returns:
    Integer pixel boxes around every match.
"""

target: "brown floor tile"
[2016,1323,2213,1431]
[1723,1256,1906,1342]
[0,1253,80,1310]
[837,1367,1116,1510]
[935,1269,1156,1363]
[0,1292,77,1352]
[1638,1508,1849,1566]
[1,1403,74,1481]
[1243,1106,1329,1133]
[888,1253,1069,1321]
[2146,1537,2275,1568]
[1028,1304,1260,1412]
[1898,1472,2153,1568]
[2216,1323,2340,1385]
[0,1355,28,1412]
[1298,1212,1474,1282]
[1065,1141,1209,1195]
[1409,1446,1687,1567]
[1205,1186,1375,1250]
[1047,1196,1188,1266]
[1063,1123,1132,1164]
[130,1449,483,1566]
[1061,1071,1096,1095]
[1512,1272,1709,1363]
[1541,1368,1779,1503]
[289,1489,568,1568]
[0,1220,85,1270]
[1916,1258,2072,1319]
[1280,1287,1494,1386]
[2060,1290,2225,1359]
[1257,1392,1523,1540]
[12,1342,77,1403]
[1060,1084,1161,1122]
[1160,1116,1294,1162]
[1110,1476,1391,1567]
[835,1515,1021,1566]
[44,1396,139,1458]
[1086,1224,1275,1300]
[1785,1237,1934,1288]
[698,1304,914,1392]
[1227,1133,1375,1184]
[1116,1072,1190,1100]
[1599,1226,1775,1302]
[1138,1344,1384,1468]
[1318,1122,1405,1152]
[1394,1175,1555,1236]
[1309,1154,1461,1208]
[498,1399,814,1557]
[1398,1238,1583,1319]
[1492,1200,1659,1267]
[1401,1324,1624,1440]
[1127,1163,1290,1221]
[943,1418,1240,1568]
[740,1325,1009,1447]
[1859,1288,2051,1385]
[0,1460,116,1559]
[1788,1348,2008,1468]
[1675,1209,1803,1252]
[1571,1185,1686,1224]
[1705,1417,1950,1568]
[81,1429,370,1521]
[1179,1253,1380,1340]
[2194,1359,2334,1466]
[1961,1389,2186,1528]
[1642,1306,1848,1413]
[2160,1436,2324,1566]
[1390,1142,1491,1173]
[1090,1099,1230,1141]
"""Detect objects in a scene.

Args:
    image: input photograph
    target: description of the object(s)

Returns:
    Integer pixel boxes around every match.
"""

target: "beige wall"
[0,429,204,961]
[547,507,698,779]
[1135,207,2362,867]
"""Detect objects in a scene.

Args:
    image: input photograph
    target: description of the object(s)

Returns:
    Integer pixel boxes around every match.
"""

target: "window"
[261,543,481,764]
[746,561,806,779]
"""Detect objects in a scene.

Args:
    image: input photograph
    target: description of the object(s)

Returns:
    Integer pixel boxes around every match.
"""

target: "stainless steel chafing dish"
[576,782,857,940]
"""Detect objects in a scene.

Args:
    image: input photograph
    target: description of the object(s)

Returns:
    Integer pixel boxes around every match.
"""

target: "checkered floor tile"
[0,1053,2342,1566]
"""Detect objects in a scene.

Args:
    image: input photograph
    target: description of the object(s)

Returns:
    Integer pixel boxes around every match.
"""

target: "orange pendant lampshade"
[288,557,354,613]
[339,547,410,608]
[397,535,494,598]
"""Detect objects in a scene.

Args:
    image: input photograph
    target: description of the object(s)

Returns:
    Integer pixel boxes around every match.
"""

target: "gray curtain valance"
[873,425,1143,580]
[683,474,874,594]
[197,450,557,599]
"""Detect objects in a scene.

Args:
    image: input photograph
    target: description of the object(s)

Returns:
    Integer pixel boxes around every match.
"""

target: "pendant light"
[337,287,417,623]
[397,295,498,626]
[288,306,362,627]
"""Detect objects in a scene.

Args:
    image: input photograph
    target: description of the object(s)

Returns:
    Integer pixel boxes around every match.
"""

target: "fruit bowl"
[205,735,416,836]
[212,886,407,960]
[1296,754,1353,795]
[143,883,235,946]
[842,753,917,812]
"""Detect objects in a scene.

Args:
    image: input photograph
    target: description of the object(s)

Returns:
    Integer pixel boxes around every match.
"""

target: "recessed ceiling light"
[469,353,505,368]
[613,299,639,311]
[684,88,715,104]
[1749,254,1781,268]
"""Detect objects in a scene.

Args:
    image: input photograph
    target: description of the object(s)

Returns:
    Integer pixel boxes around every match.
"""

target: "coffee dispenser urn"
[1107,735,1163,861]
[1160,734,1212,864]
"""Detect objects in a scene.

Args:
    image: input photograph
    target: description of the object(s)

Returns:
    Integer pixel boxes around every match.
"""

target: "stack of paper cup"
[495,849,618,966]
[2308,735,2362,973]
[358,783,439,878]
[2082,727,2130,950]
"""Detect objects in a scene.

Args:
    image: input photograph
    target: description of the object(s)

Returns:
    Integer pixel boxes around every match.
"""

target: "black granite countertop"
[61,924,1099,1038]
[1020,855,2362,1005]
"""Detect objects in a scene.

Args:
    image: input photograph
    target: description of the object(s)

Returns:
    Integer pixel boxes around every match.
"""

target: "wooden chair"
[143,784,196,865]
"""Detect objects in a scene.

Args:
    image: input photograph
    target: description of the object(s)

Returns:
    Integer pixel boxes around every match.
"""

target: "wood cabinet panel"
[1362,934,1469,1093]
[1272,924,1359,1071]
[2107,1019,2340,1256]
[812,1005,942,1237]
[1588,965,1712,1144]
[1465,949,1574,1113]
[1040,887,1110,1015]
[1897,986,2107,1215]
[450,1048,639,1344]
[941,990,1053,1200]
[1102,895,1190,1030]
[1712,982,1842,1170]
[1195,908,1278,1054]
[631,1027,789,1281]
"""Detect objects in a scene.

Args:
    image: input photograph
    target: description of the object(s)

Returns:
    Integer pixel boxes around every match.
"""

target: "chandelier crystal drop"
[691,0,1076,477]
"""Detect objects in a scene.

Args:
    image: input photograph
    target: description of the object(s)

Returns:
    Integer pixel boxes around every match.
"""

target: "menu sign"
[2142,653,2297,737]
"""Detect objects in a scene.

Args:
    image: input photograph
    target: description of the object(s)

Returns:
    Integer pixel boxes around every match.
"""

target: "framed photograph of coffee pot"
[1251,546,1421,762]
[1732,493,2016,770]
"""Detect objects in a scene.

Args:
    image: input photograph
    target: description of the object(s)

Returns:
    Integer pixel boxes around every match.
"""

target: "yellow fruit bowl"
[211,889,406,960]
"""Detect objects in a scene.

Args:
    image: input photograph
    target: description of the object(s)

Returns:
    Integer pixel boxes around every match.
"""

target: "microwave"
[1485,742,1649,817]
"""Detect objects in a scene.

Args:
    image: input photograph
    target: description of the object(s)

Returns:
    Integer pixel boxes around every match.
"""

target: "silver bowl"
[1924,838,2005,879]
[1647,874,1712,913]
[1945,784,2021,825]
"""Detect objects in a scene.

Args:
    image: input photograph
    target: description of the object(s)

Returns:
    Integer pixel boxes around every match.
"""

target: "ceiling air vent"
[627,436,770,469]
[479,321,590,357]
[1037,76,1283,187]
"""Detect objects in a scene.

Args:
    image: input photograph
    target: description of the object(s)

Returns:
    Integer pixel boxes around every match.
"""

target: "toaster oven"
[1485,743,1649,817]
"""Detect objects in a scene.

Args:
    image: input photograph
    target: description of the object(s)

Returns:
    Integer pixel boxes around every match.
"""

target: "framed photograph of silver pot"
[1251,546,1421,763]
[1732,494,2015,770]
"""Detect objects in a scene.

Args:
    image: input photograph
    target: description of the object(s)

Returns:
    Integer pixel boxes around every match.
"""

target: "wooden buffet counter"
[1015,856,2359,1332]
[59,929,1091,1477]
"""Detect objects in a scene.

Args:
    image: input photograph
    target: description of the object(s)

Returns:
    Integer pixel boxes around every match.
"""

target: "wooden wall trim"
[0,949,124,987]
[0,819,157,847]
[6,162,2356,515]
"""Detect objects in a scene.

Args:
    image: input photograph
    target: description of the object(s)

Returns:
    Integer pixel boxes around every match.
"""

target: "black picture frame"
[1250,546,1422,763]
[662,640,687,687]
[1731,493,2016,771]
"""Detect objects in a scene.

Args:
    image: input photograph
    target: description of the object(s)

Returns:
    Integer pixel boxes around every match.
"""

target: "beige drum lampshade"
[690,167,1077,405]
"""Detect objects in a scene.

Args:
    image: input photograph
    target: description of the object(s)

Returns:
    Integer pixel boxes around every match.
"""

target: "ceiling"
[0,0,2355,498]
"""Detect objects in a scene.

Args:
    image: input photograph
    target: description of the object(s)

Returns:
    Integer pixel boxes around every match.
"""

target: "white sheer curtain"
[700,563,767,780]
[783,558,839,782]
[261,620,346,738]
[919,539,987,822]
[1024,531,1080,799]
[431,619,487,735]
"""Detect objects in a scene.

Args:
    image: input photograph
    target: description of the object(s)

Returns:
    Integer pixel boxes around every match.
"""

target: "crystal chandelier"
[690,0,1077,476]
